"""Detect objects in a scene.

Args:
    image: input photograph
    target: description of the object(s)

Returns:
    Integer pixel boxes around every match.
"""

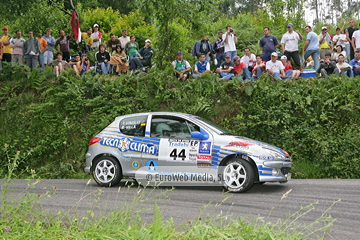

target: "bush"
[0,67,359,179]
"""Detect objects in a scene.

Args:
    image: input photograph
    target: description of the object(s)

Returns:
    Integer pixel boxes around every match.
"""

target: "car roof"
[115,112,199,120]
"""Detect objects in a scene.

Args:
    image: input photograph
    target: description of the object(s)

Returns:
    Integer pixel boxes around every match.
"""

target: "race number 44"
[170,148,186,160]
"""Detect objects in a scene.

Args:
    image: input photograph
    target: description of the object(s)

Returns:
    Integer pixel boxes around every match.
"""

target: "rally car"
[84,112,291,193]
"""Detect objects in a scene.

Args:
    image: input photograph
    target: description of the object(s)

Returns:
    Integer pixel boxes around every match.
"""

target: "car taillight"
[88,137,101,146]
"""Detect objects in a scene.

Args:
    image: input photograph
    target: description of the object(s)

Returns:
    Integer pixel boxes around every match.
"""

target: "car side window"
[119,116,147,137]
[150,116,200,139]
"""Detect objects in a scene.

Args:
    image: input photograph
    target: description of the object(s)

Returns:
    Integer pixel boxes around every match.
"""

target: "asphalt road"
[3,179,360,239]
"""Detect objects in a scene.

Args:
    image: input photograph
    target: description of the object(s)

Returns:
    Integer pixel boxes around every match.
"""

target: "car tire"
[92,156,122,187]
[222,158,255,193]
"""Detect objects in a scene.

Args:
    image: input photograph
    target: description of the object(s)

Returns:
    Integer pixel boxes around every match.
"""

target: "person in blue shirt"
[259,27,279,62]
[303,26,320,72]
[349,50,360,76]
[193,53,211,78]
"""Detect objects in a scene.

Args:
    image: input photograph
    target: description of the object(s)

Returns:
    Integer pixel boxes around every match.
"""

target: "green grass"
[0,179,338,239]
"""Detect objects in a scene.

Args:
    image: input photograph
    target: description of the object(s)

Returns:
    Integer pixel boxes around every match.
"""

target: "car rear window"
[119,116,147,137]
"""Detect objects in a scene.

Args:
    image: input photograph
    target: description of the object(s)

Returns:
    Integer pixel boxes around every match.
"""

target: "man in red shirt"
[234,56,254,81]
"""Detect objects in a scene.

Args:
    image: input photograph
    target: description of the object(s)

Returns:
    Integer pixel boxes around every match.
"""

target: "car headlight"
[262,148,286,160]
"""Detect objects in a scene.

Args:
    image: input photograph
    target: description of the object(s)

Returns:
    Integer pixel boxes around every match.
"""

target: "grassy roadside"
[0,178,338,239]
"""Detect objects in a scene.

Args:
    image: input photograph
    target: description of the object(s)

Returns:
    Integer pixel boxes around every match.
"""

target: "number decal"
[169,148,187,161]
[170,149,177,160]
[178,149,186,160]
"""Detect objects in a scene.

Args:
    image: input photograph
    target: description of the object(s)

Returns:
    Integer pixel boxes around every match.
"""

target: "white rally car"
[85,112,291,193]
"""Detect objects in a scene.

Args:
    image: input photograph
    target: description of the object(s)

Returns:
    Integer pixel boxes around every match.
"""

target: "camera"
[85,58,89,61]
[230,29,233,32]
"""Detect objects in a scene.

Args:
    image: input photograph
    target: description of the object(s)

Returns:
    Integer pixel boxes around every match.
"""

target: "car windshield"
[196,117,235,135]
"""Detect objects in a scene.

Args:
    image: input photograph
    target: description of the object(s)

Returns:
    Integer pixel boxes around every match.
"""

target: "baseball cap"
[93,24,99,28]
[2,26,8,30]
[281,55,287,60]
[287,23,293,27]
[145,39,151,43]
[225,54,231,58]
[177,51,182,54]
[271,52,278,57]
[336,27,341,31]
[233,56,240,61]
[322,26,327,30]
[81,53,87,57]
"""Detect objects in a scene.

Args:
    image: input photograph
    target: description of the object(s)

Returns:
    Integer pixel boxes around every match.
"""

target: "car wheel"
[222,158,255,193]
[92,156,122,187]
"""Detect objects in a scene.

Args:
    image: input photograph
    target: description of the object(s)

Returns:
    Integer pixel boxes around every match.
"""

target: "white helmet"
[156,123,172,136]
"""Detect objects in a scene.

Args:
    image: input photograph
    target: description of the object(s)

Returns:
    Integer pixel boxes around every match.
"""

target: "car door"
[143,114,214,172]
[117,114,148,175]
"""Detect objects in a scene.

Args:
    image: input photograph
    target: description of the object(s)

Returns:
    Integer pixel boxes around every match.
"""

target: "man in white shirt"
[351,28,360,53]
[240,47,256,71]
[333,27,347,48]
[222,25,237,61]
[335,54,353,77]
[91,24,102,50]
[281,23,302,68]
[119,29,130,49]
[266,52,286,80]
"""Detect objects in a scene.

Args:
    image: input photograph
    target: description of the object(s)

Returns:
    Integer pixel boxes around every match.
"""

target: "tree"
[137,0,221,69]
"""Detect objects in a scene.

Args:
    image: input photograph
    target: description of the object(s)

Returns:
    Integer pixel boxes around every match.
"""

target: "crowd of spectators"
[1,20,360,80]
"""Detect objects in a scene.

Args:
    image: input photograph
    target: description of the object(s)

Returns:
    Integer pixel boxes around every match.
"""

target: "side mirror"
[191,128,209,140]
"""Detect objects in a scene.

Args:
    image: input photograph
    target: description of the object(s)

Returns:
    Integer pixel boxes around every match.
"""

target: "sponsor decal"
[259,156,274,160]
[145,160,159,172]
[224,141,253,148]
[100,137,158,156]
[168,141,189,147]
[197,154,212,160]
[197,163,211,167]
[199,142,211,154]
[132,161,140,169]
[189,153,197,161]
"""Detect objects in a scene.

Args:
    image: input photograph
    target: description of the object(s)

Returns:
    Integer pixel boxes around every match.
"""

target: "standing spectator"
[334,54,353,77]
[1,26,12,62]
[42,29,55,66]
[95,44,111,74]
[303,26,320,71]
[215,54,234,79]
[23,30,40,71]
[213,31,225,68]
[351,27,360,53]
[81,28,93,53]
[333,27,347,49]
[172,51,191,81]
[193,53,211,78]
[349,50,360,76]
[281,23,303,68]
[240,47,256,72]
[119,29,130,49]
[222,25,237,61]
[55,30,71,62]
[252,55,266,79]
[319,26,332,60]
[0,40,3,69]
[346,19,358,60]
[10,30,25,64]
[91,24,102,50]
[317,53,337,78]
[266,52,286,80]
[193,35,213,62]
[259,27,279,62]
[130,39,153,72]
[106,33,120,52]
[124,35,140,69]
[37,32,47,71]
